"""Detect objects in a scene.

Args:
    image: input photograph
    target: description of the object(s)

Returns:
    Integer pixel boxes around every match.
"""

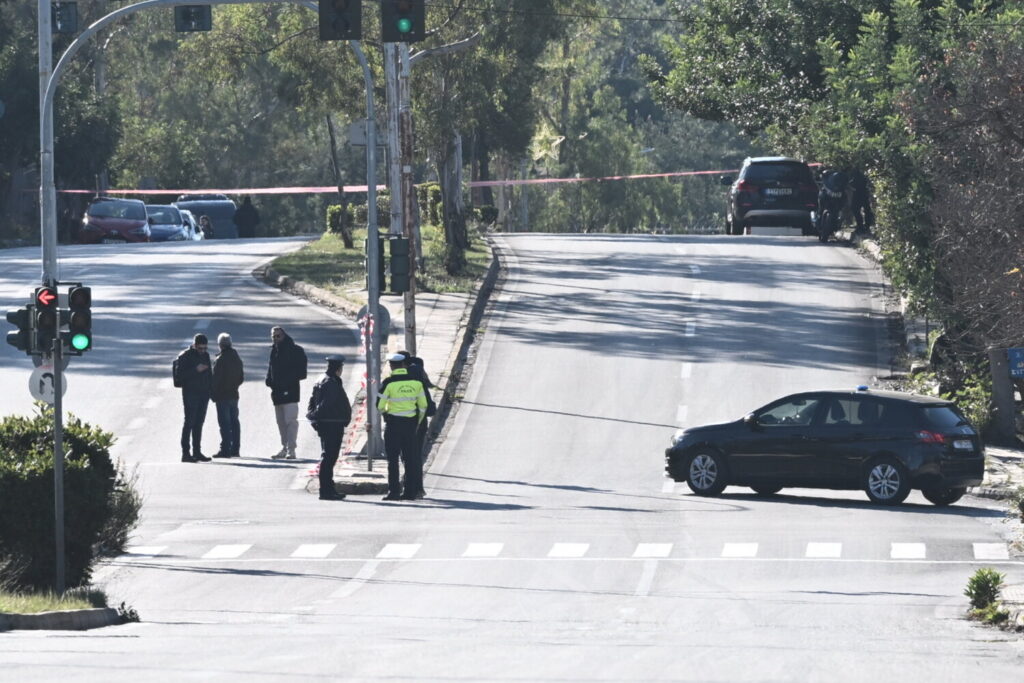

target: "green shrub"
[416,183,442,226]
[965,567,1004,609]
[0,404,140,591]
[478,205,498,225]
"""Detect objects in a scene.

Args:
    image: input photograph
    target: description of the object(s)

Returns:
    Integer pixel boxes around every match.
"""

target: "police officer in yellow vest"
[378,353,429,501]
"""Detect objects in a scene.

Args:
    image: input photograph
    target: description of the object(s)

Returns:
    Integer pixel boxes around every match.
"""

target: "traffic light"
[381,0,425,43]
[389,237,411,293]
[319,0,361,41]
[52,2,79,34]
[65,286,92,354]
[6,306,33,354]
[174,5,212,32]
[34,286,59,351]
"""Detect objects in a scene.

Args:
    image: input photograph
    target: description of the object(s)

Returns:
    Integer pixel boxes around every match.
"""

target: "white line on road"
[685,321,696,337]
[634,559,659,597]
[202,544,252,560]
[548,543,589,558]
[291,544,336,559]
[463,543,504,558]
[690,289,702,303]
[633,543,673,558]
[890,543,926,560]
[676,405,688,423]
[805,543,842,559]
[680,363,692,379]
[377,543,421,559]
[722,543,758,558]
[330,560,381,599]
[123,546,167,558]
[973,543,1010,560]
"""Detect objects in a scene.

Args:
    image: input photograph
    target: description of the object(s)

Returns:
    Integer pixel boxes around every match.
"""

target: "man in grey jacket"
[211,332,244,458]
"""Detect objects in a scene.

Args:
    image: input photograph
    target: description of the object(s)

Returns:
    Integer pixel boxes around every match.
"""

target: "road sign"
[1009,348,1024,379]
[29,365,67,405]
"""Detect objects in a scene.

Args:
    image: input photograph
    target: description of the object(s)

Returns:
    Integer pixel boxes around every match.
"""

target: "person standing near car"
[378,353,428,501]
[199,215,215,239]
[233,196,260,238]
[174,334,213,463]
[306,355,351,500]
[211,332,244,459]
[267,326,307,460]
[849,168,875,234]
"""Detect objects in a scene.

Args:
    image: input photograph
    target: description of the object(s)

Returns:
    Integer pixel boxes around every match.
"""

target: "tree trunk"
[439,130,467,274]
[326,115,354,248]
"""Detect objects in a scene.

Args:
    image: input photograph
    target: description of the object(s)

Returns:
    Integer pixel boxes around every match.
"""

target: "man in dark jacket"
[307,355,352,500]
[266,326,307,459]
[233,197,260,238]
[211,332,244,458]
[176,334,213,462]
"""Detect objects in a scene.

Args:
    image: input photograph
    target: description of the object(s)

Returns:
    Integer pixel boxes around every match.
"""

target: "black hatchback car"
[665,388,984,506]
[720,156,818,235]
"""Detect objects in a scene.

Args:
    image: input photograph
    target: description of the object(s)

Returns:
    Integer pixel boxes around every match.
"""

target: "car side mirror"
[720,175,733,186]
[743,412,758,428]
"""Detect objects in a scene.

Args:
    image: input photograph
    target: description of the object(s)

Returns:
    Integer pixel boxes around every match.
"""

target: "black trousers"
[318,427,343,495]
[181,391,209,455]
[384,416,421,497]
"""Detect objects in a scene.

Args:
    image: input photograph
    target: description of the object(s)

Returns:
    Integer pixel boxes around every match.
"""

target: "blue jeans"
[181,392,209,455]
[215,399,240,455]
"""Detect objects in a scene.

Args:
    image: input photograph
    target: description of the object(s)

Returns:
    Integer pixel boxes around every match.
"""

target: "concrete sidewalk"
[257,251,500,497]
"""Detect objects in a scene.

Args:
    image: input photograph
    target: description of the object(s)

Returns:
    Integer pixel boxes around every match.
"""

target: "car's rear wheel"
[727,215,742,236]
[864,458,911,505]
[750,485,783,496]
[686,450,728,496]
[921,486,966,506]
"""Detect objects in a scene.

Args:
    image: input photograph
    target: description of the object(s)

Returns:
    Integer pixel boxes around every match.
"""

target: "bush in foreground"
[0,404,141,591]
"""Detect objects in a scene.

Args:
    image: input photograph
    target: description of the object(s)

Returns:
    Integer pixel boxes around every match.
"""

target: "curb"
[0,607,120,632]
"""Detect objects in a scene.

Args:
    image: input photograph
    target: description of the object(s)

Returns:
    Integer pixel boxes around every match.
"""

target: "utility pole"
[384,44,402,237]
[399,43,418,355]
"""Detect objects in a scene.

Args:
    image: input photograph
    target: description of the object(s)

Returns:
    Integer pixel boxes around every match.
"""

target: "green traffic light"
[396,17,412,33]
[71,333,90,351]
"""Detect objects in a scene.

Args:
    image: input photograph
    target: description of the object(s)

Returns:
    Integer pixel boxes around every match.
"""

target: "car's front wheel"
[686,450,728,496]
[864,458,911,505]
[922,486,966,506]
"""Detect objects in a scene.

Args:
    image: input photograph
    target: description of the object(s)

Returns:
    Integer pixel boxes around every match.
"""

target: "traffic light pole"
[51,337,65,594]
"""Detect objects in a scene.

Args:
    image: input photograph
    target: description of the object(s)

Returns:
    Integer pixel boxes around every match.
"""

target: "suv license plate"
[101,238,126,244]
[953,439,973,450]
[764,188,792,196]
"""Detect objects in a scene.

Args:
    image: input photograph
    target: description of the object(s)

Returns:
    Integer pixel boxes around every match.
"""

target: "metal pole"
[52,338,65,594]
[350,42,383,468]
[39,0,58,283]
[385,44,402,236]
[399,44,417,355]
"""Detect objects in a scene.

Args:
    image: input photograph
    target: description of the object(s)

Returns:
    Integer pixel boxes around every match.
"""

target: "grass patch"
[0,587,107,614]
[271,225,491,302]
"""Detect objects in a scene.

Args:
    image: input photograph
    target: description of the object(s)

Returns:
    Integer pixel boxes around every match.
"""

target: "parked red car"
[78,197,151,244]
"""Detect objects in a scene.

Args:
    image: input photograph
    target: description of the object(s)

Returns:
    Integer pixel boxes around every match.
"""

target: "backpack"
[306,380,324,425]
[172,356,183,388]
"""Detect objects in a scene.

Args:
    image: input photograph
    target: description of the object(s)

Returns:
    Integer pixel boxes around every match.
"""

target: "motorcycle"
[815,170,849,243]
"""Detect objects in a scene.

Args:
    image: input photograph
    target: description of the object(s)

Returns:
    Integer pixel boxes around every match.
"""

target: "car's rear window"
[88,200,146,220]
[919,405,968,429]
[744,163,814,184]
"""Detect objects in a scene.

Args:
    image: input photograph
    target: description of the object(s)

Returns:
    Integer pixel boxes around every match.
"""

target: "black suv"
[173,194,238,239]
[720,157,818,235]
[664,388,984,506]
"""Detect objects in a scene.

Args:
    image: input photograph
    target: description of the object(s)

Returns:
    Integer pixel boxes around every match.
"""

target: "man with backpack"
[173,334,213,463]
[306,355,351,500]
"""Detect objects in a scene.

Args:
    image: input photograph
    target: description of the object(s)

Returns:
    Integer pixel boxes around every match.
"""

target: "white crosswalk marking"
[722,543,758,558]
[890,543,926,559]
[463,543,504,558]
[202,544,251,560]
[291,544,336,559]
[973,543,1010,560]
[805,543,842,559]
[124,545,166,557]
[548,543,589,558]
[377,543,421,559]
[633,543,673,558]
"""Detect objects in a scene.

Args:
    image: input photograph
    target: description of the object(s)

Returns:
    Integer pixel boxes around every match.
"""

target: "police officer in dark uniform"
[306,355,351,500]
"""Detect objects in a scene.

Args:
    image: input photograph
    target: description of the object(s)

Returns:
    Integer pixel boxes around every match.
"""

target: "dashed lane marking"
[685,321,696,337]
[722,543,759,558]
[377,543,421,559]
[690,290,702,303]
[680,363,692,379]
[633,543,673,558]
[202,544,252,560]
[805,543,842,559]
[974,543,1010,560]
[463,543,504,558]
[291,544,336,559]
[548,543,590,558]
[891,543,926,560]
[124,546,167,557]
[634,559,659,597]
[330,560,380,599]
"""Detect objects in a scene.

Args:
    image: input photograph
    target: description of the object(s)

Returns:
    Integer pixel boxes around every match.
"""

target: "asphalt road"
[1,234,1022,681]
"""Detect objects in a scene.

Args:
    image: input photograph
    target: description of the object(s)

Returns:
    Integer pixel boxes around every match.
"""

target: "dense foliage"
[0,405,140,591]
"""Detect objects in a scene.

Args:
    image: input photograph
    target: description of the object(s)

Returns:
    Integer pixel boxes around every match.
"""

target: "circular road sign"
[29,366,68,405]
